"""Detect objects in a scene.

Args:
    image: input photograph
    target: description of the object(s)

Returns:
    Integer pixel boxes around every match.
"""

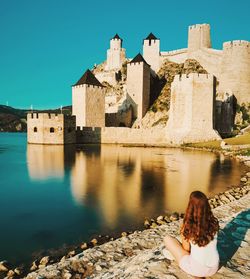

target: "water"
[0,133,245,265]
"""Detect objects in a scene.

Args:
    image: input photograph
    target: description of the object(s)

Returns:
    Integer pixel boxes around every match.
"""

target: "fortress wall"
[76,126,167,145]
[188,48,223,78]
[27,113,76,144]
[160,49,188,63]
[72,84,105,128]
[166,73,221,144]
[127,62,150,120]
[219,40,250,104]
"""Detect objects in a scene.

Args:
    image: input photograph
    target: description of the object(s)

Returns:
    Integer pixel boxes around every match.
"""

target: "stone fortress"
[27,24,250,145]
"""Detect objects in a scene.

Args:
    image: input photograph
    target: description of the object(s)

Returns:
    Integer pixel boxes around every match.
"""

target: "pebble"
[169,212,179,221]
[39,256,50,266]
[80,242,88,250]
[91,238,98,246]
[0,260,9,272]
[241,177,247,182]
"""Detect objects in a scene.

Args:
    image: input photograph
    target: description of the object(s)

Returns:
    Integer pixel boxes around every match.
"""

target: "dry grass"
[187,133,250,149]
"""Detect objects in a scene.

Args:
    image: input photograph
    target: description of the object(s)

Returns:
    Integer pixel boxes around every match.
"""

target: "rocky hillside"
[0,105,72,132]
[133,59,208,128]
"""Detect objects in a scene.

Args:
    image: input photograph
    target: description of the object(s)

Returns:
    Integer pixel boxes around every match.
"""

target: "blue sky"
[0,0,249,109]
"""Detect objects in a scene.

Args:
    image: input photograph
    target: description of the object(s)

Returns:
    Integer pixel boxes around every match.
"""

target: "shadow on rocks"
[217,209,250,266]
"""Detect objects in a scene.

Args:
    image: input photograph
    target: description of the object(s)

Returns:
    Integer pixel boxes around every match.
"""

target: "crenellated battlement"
[73,83,103,89]
[27,113,66,120]
[223,40,250,50]
[188,23,210,30]
[173,73,214,83]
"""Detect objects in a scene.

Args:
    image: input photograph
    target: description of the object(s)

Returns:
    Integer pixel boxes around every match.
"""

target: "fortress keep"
[166,74,221,144]
[127,54,150,120]
[27,24,250,145]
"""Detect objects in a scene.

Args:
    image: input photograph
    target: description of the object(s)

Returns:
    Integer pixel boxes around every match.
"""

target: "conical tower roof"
[145,32,158,40]
[112,33,122,40]
[129,53,150,66]
[73,69,103,87]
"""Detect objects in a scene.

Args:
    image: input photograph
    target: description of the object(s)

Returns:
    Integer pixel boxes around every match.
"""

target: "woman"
[163,191,219,278]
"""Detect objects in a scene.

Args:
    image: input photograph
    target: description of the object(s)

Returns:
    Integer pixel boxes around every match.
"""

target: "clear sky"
[0,0,249,109]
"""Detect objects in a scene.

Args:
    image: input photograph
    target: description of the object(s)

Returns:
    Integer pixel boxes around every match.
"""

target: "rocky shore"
[1,152,249,279]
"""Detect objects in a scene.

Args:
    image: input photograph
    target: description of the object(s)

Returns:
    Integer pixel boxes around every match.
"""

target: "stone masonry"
[72,69,105,128]
[27,113,76,144]
[166,73,221,144]
[127,54,150,120]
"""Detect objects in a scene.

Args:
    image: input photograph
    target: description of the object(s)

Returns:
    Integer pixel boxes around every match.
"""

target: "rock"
[63,272,72,279]
[14,267,23,275]
[60,256,66,262]
[81,242,88,250]
[157,220,166,226]
[246,172,250,178]
[144,219,150,228]
[121,232,127,237]
[30,260,38,271]
[0,260,9,272]
[241,177,247,182]
[95,265,102,271]
[219,194,230,204]
[220,140,227,148]
[7,269,15,277]
[123,248,134,257]
[68,250,76,257]
[156,215,164,222]
[164,216,171,223]
[91,238,98,246]
[170,212,179,221]
[39,256,50,266]
[150,222,158,228]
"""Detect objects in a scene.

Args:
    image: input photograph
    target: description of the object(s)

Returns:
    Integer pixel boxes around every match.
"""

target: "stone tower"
[27,113,76,144]
[105,34,126,71]
[127,53,150,120]
[188,24,211,52]
[72,69,105,128]
[143,33,160,73]
[219,40,250,104]
[166,73,221,144]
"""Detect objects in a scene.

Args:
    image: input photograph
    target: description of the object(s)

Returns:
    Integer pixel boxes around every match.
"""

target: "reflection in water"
[27,145,65,180]
[163,150,215,212]
[27,145,75,180]
[27,144,244,227]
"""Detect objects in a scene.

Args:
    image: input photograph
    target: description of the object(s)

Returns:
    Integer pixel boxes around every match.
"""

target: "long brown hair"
[181,191,219,247]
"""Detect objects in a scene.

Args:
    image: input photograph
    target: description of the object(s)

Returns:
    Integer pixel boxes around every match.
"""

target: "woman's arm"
[181,234,190,252]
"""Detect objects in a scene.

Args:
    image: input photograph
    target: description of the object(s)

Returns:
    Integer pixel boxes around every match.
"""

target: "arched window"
[50,127,55,133]
[34,127,37,132]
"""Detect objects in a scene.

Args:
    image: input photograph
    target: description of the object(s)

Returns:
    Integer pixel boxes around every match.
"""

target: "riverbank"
[21,185,250,279]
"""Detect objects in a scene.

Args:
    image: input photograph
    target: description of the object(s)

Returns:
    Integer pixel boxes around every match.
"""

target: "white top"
[190,234,219,267]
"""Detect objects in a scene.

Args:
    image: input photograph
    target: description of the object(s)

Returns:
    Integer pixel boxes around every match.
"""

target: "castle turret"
[188,24,211,52]
[143,33,160,73]
[166,73,221,144]
[105,34,126,71]
[127,53,150,120]
[27,113,76,144]
[72,69,105,128]
[219,40,250,104]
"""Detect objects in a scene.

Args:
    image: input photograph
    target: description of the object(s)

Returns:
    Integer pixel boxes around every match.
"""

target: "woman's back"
[190,234,219,267]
